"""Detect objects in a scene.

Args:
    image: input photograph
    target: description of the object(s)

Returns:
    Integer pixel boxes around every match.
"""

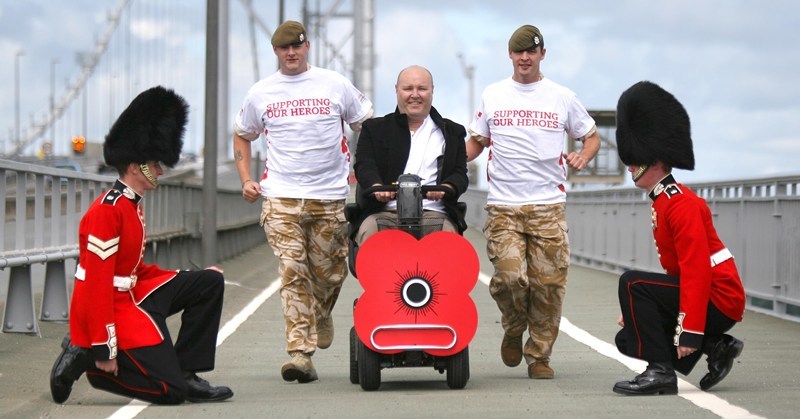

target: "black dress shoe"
[50,333,91,404]
[700,334,744,391]
[185,373,234,403]
[613,362,678,396]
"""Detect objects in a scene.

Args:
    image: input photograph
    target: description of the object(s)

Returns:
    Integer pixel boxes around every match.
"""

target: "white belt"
[710,248,733,267]
[75,265,137,291]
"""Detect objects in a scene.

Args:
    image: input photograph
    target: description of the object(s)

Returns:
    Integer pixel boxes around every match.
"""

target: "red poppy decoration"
[354,230,479,356]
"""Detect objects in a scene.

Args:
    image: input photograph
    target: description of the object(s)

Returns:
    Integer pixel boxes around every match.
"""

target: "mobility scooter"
[345,174,479,391]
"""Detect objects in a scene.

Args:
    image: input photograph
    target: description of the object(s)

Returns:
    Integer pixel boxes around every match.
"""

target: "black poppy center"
[402,277,431,308]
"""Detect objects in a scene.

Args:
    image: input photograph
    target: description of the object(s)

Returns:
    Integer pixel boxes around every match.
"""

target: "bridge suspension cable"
[8,0,131,157]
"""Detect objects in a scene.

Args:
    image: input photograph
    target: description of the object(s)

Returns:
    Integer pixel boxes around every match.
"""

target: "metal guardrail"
[461,174,800,323]
[1,158,263,334]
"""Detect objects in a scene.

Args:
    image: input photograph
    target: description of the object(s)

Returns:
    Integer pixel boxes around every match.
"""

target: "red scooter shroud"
[354,230,479,356]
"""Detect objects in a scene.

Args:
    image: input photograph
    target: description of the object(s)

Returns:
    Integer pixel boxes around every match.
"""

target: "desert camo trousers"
[261,197,348,354]
[484,202,570,364]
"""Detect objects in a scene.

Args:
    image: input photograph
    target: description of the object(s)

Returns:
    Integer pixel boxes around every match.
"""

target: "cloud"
[2,0,799,181]
[371,8,473,122]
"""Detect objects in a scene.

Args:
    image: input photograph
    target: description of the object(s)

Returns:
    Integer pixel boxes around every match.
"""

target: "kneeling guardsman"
[612,81,745,395]
[49,86,233,404]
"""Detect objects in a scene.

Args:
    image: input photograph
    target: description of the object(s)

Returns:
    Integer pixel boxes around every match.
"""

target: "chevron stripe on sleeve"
[87,235,120,260]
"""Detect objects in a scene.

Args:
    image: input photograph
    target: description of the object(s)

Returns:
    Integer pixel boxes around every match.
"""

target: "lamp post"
[15,50,25,155]
[457,53,475,124]
[457,53,478,185]
[50,58,59,155]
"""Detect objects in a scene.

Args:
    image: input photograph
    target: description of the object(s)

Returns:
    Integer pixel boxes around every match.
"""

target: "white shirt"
[385,115,446,213]
[234,66,373,199]
[470,77,595,205]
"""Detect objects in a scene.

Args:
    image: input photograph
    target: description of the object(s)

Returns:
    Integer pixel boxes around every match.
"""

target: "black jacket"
[353,106,468,233]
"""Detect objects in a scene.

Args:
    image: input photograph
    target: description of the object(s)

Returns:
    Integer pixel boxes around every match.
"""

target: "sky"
[1,0,799,186]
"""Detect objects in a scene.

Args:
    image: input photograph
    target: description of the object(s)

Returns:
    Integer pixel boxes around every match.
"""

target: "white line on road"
[217,279,281,344]
[477,272,763,419]
[108,271,762,419]
[107,278,282,419]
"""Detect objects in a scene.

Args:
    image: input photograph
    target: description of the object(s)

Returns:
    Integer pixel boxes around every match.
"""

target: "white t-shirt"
[470,77,595,205]
[234,66,373,199]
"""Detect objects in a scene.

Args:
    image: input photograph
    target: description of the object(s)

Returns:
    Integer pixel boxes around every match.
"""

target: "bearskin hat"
[104,86,188,168]
[615,81,694,170]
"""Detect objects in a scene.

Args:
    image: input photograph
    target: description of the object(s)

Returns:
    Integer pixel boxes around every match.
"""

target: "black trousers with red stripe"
[615,270,735,375]
[85,269,224,404]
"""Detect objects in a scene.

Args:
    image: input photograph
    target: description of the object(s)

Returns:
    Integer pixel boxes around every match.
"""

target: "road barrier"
[461,175,800,322]
[1,159,262,334]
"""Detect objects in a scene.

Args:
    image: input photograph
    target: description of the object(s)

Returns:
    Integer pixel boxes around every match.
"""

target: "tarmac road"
[1,228,799,418]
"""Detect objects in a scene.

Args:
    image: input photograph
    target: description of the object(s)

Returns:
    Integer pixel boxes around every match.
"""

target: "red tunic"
[650,175,745,346]
[69,180,177,360]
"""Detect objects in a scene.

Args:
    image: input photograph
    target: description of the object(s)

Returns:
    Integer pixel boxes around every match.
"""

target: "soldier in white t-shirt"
[466,24,600,380]
[233,21,373,383]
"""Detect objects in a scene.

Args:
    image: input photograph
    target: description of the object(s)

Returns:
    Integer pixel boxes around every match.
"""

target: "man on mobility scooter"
[351,65,469,244]
[346,65,478,390]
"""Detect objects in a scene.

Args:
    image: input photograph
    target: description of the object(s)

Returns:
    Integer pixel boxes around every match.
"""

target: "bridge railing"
[461,174,800,323]
[1,158,263,334]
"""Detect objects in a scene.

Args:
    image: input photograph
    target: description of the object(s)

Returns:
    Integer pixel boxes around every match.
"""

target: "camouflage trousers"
[261,197,348,354]
[484,202,570,363]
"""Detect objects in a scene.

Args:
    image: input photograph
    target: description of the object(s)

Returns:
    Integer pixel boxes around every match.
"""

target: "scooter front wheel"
[349,327,359,384]
[446,346,469,389]
[357,338,381,391]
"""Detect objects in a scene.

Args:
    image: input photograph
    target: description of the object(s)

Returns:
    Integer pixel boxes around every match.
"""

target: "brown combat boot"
[317,317,334,349]
[500,333,523,367]
[281,352,319,383]
[528,360,555,379]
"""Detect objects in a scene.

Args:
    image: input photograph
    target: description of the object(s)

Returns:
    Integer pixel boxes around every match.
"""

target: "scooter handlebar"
[362,184,455,199]
[362,184,397,195]
[421,185,456,199]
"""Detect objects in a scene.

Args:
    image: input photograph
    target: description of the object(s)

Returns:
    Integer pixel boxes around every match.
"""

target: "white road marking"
[108,270,761,419]
[477,272,763,419]
[107,278,282,419]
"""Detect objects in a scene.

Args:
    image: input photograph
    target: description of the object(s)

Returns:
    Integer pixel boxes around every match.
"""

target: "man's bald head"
[396,65,434,87]
[396,65,435,124]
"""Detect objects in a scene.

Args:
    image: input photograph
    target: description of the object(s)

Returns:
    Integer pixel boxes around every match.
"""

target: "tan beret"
[272,20,307,48]
[508,25,544,52]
